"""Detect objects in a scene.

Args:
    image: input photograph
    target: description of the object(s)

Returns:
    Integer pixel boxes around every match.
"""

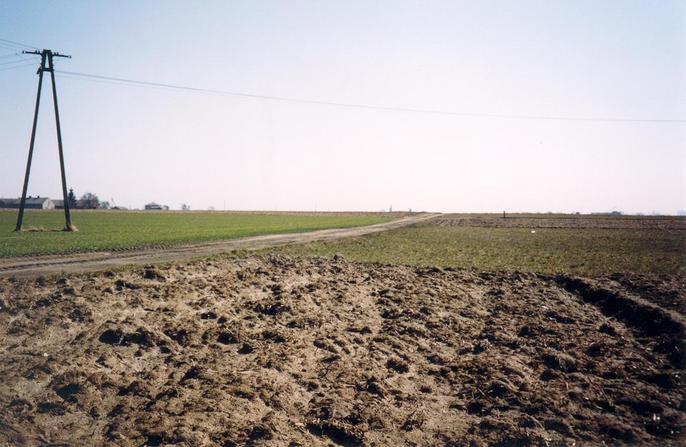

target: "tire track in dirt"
[0,213,439,278]
[554,276,686,369]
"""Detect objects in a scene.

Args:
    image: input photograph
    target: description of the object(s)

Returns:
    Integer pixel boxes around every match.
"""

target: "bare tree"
[80,192,100,209]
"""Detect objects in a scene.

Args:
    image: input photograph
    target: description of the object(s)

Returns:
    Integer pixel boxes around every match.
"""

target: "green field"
[275,221,686,276]
[0,210,392,258]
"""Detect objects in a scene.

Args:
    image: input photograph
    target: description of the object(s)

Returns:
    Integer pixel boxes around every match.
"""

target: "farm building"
[0,197,54,210]
[145,202,169,211]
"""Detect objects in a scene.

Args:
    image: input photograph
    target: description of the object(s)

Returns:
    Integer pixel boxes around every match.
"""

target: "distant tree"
[98,201,110,209]
[67,188,77,208]
[181,203,190,211]
[80,192,100,209]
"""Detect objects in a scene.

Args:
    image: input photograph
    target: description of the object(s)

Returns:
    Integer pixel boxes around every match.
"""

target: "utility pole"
[15,49,76,232]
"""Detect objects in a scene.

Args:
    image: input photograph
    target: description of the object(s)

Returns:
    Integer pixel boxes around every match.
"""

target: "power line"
[55,69,686,123]
[0,37,39,50]
[57,72,170,90]
[0,56,33,66]
[0,43,22,52]
[0,61,39,72]
[0,52,24,59]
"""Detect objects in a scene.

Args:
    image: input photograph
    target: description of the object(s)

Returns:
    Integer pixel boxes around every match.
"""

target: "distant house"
[0,196,54,210]
[53,199,64,209]
[145,202,164,211]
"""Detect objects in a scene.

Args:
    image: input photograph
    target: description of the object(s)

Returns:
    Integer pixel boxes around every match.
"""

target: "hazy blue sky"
[1,0,684,213]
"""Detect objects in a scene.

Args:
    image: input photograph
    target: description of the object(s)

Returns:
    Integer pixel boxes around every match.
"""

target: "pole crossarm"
[22,49,70,58]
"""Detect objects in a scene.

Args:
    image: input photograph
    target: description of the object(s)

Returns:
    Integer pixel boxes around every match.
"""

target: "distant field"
[0,210,393,257]
[275,214,686,276]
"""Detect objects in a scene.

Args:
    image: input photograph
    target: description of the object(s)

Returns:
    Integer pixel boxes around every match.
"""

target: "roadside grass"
[0,210,393,258]
[274,223,686,276]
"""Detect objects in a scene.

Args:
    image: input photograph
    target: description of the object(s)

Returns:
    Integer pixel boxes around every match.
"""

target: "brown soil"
[435,215,686,230]
[1,255,684,446]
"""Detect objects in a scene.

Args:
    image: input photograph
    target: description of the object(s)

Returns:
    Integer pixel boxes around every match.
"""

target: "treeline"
[67,189,110,209]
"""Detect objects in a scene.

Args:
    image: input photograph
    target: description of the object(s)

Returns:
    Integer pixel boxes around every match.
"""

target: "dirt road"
[0,213,439,278]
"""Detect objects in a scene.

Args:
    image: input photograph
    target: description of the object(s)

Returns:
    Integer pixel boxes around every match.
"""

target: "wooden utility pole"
[15,49,75,232]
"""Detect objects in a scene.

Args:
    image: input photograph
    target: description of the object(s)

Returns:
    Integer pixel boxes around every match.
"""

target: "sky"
[0,0,684,213]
